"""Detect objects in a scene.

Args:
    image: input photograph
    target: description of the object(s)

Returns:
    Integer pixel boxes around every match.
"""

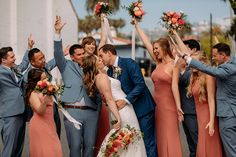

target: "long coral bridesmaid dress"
[151,65,183,157]
[29,95,62,157]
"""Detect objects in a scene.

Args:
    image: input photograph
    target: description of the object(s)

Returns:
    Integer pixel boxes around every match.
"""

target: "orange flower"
[134,10,143,17]
[173,12,180,19]
[171,18,178,24]
[112,139,123,147]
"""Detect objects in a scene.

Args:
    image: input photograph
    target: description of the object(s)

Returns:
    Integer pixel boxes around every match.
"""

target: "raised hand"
[132,17,138,25]
[28,34,35,49]
[172,30,190,55]
[54,15,66,34]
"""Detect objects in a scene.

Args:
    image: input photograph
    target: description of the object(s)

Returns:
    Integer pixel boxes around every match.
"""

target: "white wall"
[0,0,78,79]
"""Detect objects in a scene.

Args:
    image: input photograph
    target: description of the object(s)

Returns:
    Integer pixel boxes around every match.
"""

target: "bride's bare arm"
[95,73,121,129]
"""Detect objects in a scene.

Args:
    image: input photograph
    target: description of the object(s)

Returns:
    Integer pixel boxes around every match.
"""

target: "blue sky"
[72,0,231,33]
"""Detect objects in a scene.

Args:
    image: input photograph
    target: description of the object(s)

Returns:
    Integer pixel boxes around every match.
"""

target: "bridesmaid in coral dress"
[25,69,62,157]
[134,18,183,156]
[187,53,224,157]
[152,63,183,157]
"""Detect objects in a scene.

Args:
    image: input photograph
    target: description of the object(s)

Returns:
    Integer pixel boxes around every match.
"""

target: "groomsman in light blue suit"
[99,44,157,157]
[53,16,101,157]
[22,48,61,137]
[0,47,29,157]
[181,43,236,157]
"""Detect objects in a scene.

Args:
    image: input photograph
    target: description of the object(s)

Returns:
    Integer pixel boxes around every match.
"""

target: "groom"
[54,16,101,157]
[99,44,157,157]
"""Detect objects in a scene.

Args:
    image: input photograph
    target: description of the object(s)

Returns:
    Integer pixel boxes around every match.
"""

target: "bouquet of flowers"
[98,125,143,157]
[94,2,112,17]
[123,0,145,23]
[35,80,62,95]
[161,11,186,32]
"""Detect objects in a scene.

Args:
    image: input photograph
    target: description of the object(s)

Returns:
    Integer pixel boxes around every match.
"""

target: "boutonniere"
[113,66,122,79]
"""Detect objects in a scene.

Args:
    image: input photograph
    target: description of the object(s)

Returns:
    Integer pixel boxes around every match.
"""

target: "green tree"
[78,16,99,35]
[110,18,126,33]
[199,25,230,55]
[221,0,236,14]
[227,17,236,41]
[86,0,120,14]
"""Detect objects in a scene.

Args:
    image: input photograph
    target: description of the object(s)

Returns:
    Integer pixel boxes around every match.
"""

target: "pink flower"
[166,11,174,17]
[173,13,180,19]
[95,4,101,10]
[178,19,185,25]
[39,81,47,89]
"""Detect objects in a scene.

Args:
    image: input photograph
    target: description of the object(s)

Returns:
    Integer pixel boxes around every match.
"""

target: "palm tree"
[227,17,236,41]
[85,0,120,14]
[78,16,99,35]
[221,0,236,14]
[110,18,126,33]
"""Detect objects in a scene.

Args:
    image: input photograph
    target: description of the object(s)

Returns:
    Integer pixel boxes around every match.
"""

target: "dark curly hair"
[25,69,44,105]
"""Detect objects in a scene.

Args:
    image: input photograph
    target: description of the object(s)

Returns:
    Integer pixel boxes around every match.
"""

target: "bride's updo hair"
[82,54,99,97]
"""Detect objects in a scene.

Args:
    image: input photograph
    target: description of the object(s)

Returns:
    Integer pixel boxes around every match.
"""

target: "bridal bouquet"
[98,125,143,157]
[94,2,112,17]
[35,80,62,95]
[123,0,145,24]
[161,11,186,32]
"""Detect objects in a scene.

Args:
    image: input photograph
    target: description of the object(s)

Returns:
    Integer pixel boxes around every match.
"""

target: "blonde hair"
[186,53,210,103]
[81,54,99,97]
[152,37,174,63]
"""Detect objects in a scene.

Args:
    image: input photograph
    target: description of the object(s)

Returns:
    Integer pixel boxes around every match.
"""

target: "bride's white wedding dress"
[97,77,147,157]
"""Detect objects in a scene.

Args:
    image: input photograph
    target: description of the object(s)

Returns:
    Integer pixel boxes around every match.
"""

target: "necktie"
[11,67,22,82]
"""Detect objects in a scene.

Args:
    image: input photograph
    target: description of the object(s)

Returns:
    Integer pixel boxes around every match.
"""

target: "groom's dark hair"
[99,44,117,55]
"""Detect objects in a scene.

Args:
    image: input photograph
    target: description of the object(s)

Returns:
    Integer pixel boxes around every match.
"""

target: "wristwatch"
[181,53,188,59]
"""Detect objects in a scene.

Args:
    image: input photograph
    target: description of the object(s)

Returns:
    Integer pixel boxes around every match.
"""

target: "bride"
[82,54,147,157]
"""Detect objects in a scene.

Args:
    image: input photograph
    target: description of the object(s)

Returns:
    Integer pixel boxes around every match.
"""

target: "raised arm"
[17,34,35,72]
[190,59,236,79]
[205,75,216,136]
[95,73,121,130]
[54,16,67,73]
[134,19,156,61]
[45,58,56,71]
[172,66,184,122]
[98,14,107,50]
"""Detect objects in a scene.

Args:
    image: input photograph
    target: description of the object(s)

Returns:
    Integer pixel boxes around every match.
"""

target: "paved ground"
[0,77,189,157]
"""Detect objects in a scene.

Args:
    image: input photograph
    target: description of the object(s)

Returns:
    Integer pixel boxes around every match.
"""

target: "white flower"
[133,6,140,11]
[114,66,122,75]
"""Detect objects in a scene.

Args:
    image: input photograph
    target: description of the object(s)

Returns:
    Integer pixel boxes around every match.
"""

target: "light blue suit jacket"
[23,58,56,87]
[190,57,236,117]
[54,40,100,110]
[0,50,29,118]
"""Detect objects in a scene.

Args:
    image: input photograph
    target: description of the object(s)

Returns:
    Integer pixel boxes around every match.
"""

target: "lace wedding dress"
[97,77,147,157]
